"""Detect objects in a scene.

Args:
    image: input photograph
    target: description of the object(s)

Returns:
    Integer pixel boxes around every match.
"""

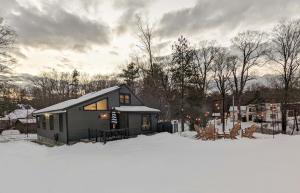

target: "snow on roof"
[115,106,160,112]
[0,117,9,121]
[229,106,247,112]
[2,104,36,120]
[34,86,120,115]
[17,118,36,124]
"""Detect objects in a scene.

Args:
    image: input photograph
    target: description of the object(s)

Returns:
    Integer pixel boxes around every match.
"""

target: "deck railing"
[88,128,129,144]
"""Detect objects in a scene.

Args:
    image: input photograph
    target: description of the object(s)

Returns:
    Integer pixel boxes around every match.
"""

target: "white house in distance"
[229,106,248,121]
[256,103,281,122]
[0,104,36,131]
[229,103,282,122]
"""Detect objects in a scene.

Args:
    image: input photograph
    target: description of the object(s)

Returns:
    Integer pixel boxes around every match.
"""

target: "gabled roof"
[115,106,160,113]
[33,86,120,115]
[1,104,36,120]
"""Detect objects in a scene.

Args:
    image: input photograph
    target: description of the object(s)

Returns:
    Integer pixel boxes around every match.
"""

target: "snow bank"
[1,129,20,135]
[0,133,299,193]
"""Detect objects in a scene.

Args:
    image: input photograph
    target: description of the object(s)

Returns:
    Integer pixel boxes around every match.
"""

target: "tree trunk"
[181,90,184,132]
[281,107,287,134]
[237,94,242,121]
[222,94,226,133]
[281,88,289,134]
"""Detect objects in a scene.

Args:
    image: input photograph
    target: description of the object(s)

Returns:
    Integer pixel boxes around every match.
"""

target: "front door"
[119,112,128,129]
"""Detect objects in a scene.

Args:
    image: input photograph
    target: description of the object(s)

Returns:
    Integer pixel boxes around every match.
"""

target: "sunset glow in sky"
[1,0,300,76]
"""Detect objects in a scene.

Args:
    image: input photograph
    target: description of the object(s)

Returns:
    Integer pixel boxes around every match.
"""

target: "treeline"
[0,70,120,111]
[1,16,300,133]
[119,18,300,133]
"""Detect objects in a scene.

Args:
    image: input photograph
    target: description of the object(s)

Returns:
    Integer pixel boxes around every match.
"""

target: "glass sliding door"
[142,114,151,130]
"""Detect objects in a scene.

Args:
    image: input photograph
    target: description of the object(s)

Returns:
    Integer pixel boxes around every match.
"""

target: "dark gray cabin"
[33,85,160,144]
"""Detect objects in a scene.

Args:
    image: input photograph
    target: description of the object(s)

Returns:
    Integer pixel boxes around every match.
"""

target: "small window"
[120,94,130,104]
[84,99,108,111]
[59,114,63,132]
[36,116,40,129]
[42,116,46,130]
[49,115,54,130]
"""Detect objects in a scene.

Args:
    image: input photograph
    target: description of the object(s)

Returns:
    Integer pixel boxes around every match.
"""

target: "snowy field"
[0,130,37,143]
[0,132,299,193]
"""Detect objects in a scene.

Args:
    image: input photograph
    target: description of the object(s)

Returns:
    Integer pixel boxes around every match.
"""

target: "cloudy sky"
[1,0,300,76]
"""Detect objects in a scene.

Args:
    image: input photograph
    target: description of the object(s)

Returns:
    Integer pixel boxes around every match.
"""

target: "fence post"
[95,130,98,142]
[103,131,106,144]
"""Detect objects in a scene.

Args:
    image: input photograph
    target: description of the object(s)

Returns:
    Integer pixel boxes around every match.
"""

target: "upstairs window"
[84,99,108,111]
[120,94,130,104]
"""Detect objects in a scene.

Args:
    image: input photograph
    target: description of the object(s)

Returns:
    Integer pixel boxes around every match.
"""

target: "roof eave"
[33,109,67,116]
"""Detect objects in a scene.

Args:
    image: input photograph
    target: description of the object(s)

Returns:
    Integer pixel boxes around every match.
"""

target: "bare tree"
[191,41,218,97]
[270,19,300,134]
[231,30,267,121]
[212,48,233,132]
[0,18,16,75]
[136,16,155,77]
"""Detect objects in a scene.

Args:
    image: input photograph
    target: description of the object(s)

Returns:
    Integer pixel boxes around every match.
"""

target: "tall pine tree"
[71,69,80,98]
[171,36,194,132]
[120,62,139,92]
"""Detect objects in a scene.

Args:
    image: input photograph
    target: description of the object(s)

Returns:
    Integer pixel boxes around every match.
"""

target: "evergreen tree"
[171,36,194,132]
[71,69,80,98]
[120,62,139,91]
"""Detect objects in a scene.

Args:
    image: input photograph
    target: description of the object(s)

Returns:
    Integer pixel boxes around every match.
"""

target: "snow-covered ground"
[0,130,37,142]
[0,132,299,193]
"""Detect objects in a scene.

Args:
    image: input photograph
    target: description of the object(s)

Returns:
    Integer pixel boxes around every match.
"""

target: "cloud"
[113,0,154,34]
[2,0,111,52]
[109,51,119,56]
[157,0,300,38]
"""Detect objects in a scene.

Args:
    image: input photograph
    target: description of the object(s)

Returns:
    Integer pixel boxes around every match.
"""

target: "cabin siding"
[128,113,142,135]
[37,113,67,143]
[67,91,118,141]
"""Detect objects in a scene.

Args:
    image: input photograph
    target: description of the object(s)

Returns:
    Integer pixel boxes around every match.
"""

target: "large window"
[120,94,130,104]
[83,99,108,111]
[59,114,63,132]
[49,115,54,130]
[142,115,151,130]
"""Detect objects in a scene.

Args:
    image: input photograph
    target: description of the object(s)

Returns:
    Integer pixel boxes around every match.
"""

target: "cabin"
[15,118,37,133]
[0,104,36,132]
[33,85,160,144]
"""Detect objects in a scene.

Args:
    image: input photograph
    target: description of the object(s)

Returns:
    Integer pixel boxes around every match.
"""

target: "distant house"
[256,103,281,122]
[0,104,37,132]
[229,106,248,121]
[15,118,37,133]
[33,85,160,144]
